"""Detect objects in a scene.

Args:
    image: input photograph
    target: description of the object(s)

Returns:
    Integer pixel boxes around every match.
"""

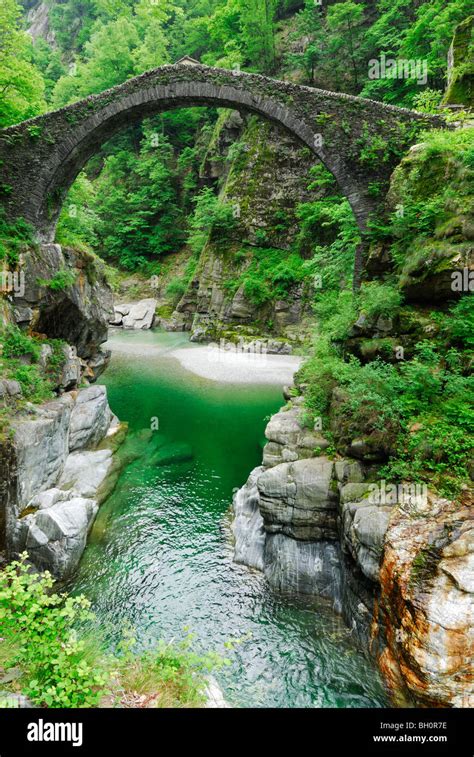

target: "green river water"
[70,330,388,708]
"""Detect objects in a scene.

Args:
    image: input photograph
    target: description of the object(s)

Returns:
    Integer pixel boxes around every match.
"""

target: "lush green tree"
[326,1,366,92]
[49,0,97,53]
[239,0,277,71]
[56,173,99,250]
[284,2,326,84]
[0,0,46,126]
[31,38,65,100]
[188,186,236,253]
[93,128,183,270]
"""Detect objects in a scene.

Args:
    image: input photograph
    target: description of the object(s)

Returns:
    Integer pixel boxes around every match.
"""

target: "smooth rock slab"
[257,457,337,540]
[59,448,113,500]
[11,394,74,509]
[264,533,343,609]
[69,385,112,451]
[121,299,157,330]
[232,466,266,571]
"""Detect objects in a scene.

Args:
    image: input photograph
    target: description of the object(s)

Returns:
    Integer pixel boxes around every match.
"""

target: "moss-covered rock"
[367,129,474,302]
[443,16,474,107]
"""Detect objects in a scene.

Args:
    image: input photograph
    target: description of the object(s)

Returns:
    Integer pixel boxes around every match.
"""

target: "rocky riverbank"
[0,241,126,579]
[232,395,474,708]
[1,385,124,580]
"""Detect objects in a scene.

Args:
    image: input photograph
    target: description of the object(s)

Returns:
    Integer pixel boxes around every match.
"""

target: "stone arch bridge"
[0,63,442,281]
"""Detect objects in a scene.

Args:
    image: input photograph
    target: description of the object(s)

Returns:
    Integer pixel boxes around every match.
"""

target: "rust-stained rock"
[378,494,474,707]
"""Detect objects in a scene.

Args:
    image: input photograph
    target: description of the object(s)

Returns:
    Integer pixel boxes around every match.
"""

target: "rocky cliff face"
[0,241,120,577]
[11,243,114,380]
[365,138,474,301]
[232,397,473,707]
[166,114,321,350]
[379,495,473,708]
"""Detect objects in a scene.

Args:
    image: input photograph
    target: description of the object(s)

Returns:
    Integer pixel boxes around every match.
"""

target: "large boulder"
[69,386,112,451]
[114,299,157,330]
[257,457,338,540]
[0,379,22,399]
[13,244,113,361]
[14,494,98,579]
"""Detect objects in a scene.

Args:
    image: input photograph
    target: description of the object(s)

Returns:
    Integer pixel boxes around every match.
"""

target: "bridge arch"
[0,64,441,282]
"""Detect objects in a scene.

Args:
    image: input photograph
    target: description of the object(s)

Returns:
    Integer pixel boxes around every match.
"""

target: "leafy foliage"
[0,0,46,126]
[0,555,223,708]
[188,187,236,254]
[299,288,474,496]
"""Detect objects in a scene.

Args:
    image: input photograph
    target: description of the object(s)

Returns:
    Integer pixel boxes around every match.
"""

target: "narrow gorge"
[0,0,473,717]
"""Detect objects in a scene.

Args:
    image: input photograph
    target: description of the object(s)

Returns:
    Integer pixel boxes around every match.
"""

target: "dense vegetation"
[0,0,471,486]
[0,1,471,481]
[0,0,471,270]
[0,555,224,707]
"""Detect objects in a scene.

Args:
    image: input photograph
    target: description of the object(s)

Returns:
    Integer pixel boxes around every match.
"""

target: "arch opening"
[36,83,370,247]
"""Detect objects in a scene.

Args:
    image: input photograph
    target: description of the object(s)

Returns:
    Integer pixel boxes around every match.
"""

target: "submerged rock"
[150,442,193,466]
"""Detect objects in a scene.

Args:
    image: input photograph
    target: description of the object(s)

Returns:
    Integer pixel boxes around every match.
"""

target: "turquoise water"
[70,330,388,708]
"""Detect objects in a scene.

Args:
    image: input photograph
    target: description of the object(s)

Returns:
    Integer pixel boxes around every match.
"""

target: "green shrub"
[188,187,236,254]
[359,282,403,320]
[0,555,227,709]
[313,290,358,342]
[0,209,34,266]
[2,327,40,361]
[243,277,272,305]
[10,365,51,402]
[299,327,474,494]
[165,277,187,299]
[116,631,226,708]
[0,555,109,707]
[444,295,474,350]
[37,268,77,291]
